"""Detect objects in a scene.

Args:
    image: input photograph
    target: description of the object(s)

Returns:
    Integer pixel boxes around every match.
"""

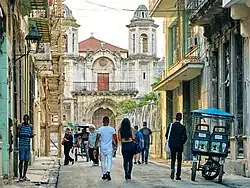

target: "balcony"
[187,0,223,25]
[28,0,50,43]
[149,0,177,17]
[153,57,203,91]
[73,82,138,95]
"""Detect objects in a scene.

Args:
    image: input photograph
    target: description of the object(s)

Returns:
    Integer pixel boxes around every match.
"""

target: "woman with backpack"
[118,118,136,180]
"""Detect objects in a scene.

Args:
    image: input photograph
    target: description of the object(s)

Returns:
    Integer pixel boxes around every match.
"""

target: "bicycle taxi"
[190,108,234,183]
[73,124,91,162]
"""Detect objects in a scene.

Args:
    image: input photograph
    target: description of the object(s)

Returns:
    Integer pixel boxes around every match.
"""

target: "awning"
[153,60,204,91]
[29,18,50,43]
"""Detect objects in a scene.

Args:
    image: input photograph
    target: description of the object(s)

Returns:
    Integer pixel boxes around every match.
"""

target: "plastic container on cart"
[209,126,228,158]
[191,124,211,155]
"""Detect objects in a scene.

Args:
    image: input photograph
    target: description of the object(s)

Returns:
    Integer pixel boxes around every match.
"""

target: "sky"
[64,0,164,58]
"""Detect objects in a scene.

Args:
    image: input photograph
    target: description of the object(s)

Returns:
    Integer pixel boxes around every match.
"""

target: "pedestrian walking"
[88,124,99,166]
[94,116,117,181]
[166,112,187,180]
[112,130,118,158]
[133,125,144,164]
[140,122,152,164]
[17,114,35,181]
[118,118,136,180]
[62,128,74,166]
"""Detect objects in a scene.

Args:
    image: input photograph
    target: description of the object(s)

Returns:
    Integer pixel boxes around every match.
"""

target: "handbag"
[165,123,173,152]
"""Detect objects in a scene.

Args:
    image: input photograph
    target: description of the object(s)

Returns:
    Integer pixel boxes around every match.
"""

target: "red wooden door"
[97,73,109,91]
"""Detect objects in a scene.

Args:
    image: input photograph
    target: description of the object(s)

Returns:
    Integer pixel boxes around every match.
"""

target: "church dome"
[133,5,150,19]
[64,4,74,19]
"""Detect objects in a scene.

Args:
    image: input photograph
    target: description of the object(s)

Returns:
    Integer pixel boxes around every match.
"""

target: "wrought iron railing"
[73,82,137,92]
[186,0,208,10]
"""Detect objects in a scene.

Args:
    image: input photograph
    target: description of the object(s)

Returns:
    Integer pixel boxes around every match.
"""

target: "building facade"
[149,0,249,176]
[0,0,50,178]
[223,0,250,177]
[63,5,160,128]
[149,0,207,160]
[64,33,137,128]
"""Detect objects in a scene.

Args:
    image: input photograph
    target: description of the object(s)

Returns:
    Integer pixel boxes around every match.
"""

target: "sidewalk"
[149,158,250,187]
[4,157,60,188]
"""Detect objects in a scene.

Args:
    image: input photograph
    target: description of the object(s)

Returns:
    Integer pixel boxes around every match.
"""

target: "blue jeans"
[142,144,149,162]
[19,147,30,161]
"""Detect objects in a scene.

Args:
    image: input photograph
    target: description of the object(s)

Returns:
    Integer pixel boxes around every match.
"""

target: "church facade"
[62,5,159,128]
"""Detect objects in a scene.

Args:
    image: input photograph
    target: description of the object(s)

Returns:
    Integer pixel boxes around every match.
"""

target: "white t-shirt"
[97,126,115,154]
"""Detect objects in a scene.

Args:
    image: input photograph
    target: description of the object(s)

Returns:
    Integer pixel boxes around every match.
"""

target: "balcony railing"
[186,0,208,10]
[73,82,137,93]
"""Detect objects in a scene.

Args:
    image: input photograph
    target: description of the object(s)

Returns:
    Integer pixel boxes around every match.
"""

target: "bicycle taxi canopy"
[191,108,234,121]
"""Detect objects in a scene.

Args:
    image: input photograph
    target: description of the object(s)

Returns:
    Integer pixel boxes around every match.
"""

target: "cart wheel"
[202,159,220,180]
[75,148,78,162]
[218,165,223,183]
[191,162,197,181]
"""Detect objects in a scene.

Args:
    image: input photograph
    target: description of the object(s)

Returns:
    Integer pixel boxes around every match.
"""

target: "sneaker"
[134,161,137,164]
[18,177,24,182]
[102,174,107,180]
[106,172,111,181]
[145,161,148,164]
[23,177,30,181]
[137,161,141,164]
[176,177,181,180]
[170,169,175,180]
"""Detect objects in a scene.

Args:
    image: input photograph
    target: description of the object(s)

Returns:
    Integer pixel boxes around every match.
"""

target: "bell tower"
[126,5,158,56]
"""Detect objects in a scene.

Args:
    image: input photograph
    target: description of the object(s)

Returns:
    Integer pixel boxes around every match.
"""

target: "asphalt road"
[57,156,250,188]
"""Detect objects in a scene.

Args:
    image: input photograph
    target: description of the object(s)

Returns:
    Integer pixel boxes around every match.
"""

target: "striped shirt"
[19,123,32,148]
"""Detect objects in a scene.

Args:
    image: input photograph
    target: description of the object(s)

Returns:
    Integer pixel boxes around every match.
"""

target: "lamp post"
[13,24,41,178]
[15,24,41,62]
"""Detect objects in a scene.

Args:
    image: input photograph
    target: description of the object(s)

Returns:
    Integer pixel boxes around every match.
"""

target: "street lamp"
[15,24,41,62]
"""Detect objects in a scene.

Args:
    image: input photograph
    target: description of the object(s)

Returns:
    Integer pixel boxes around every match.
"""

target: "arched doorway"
[92,108,115,128]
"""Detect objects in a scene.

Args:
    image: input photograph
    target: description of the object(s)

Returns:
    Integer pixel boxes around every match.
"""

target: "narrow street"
[57,156,250,188]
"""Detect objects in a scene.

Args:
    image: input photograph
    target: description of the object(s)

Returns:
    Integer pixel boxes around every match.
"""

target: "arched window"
[140,34,148,53]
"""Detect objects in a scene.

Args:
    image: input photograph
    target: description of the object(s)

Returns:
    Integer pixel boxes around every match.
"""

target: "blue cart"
[190,108,234,183]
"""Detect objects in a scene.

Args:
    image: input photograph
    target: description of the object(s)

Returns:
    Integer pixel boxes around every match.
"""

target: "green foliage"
[151,77,161,87]
[65,122,74,128]
[114,92,159,118]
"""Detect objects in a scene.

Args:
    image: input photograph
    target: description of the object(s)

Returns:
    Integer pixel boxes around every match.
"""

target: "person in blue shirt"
[17,114,35,181]
[134,125,144,164]
[88,124,99,166]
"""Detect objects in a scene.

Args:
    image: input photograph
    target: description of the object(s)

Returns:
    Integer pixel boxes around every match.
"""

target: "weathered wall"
[126,101,162,158]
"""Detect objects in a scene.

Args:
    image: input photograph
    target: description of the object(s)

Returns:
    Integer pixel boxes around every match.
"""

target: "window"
[143,72,146,79]
[132,34,136,53]
[152,34,154,54]
[64,35,68,53]
[140,34,148,53]
[172,25,178,51]
[72,33,75,53]
[142,12,145,18]
[63,115,66,121]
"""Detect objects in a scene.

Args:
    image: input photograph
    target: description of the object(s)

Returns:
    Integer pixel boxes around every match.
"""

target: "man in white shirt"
[94,116,117,181]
